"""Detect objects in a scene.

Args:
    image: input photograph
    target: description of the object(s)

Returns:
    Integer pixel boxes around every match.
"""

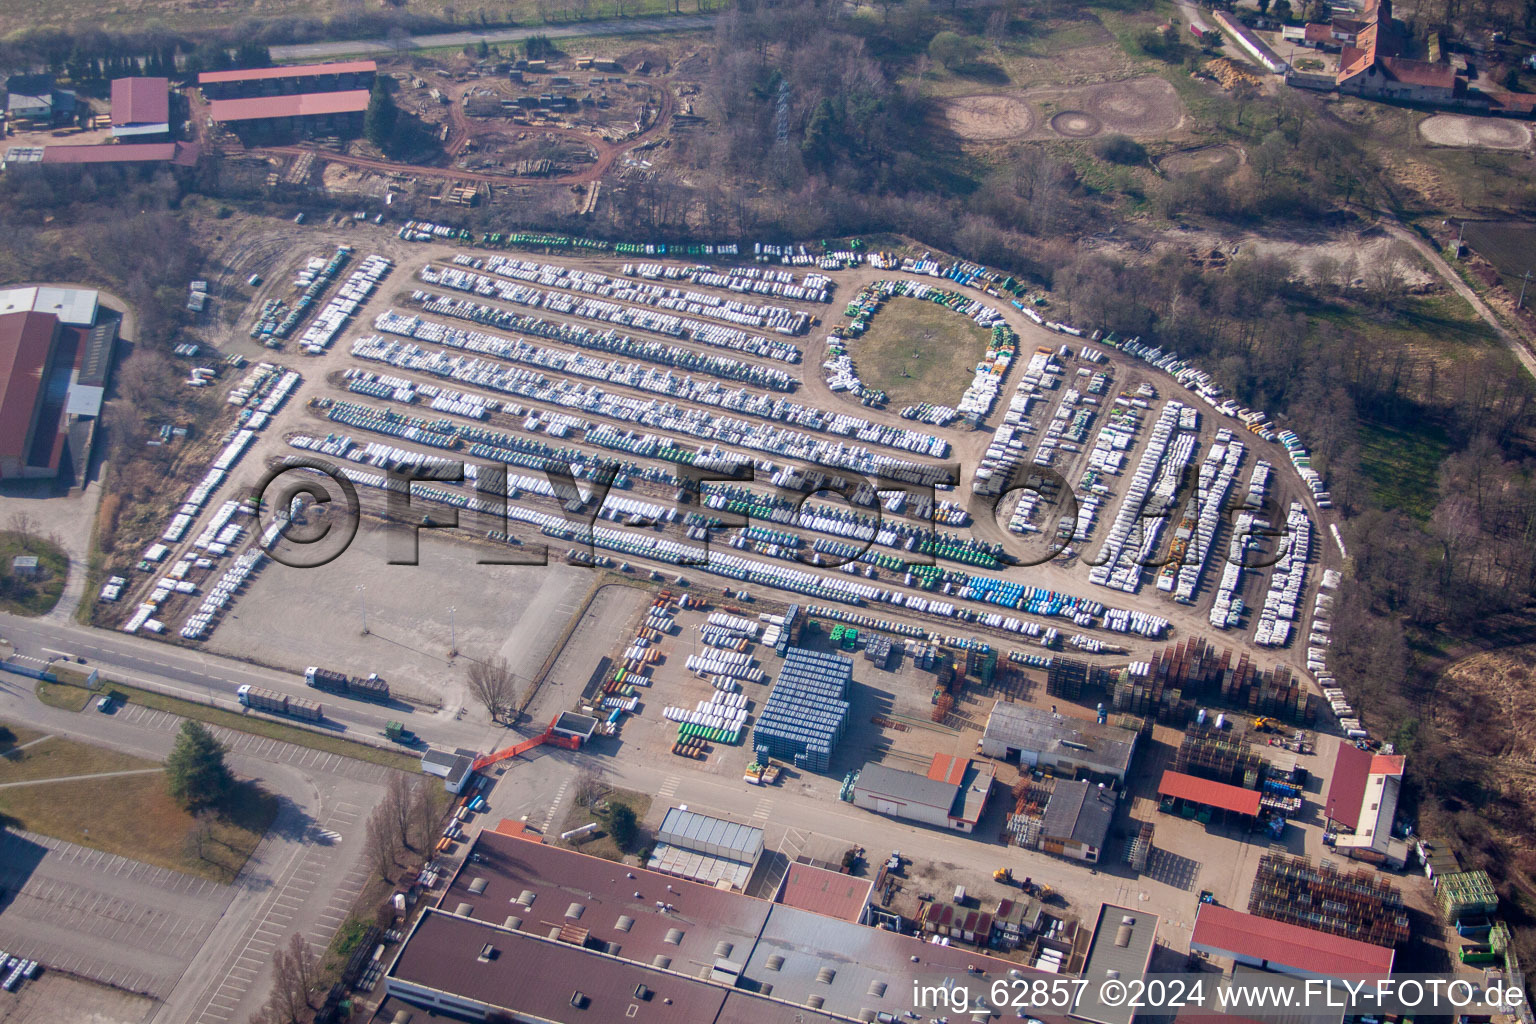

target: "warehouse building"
[1040,780,1116,863]
[3,142,200,168]
[384,829,1053,1023]
[646,807,763,891]
[1071,904,1161,1024]
[1325,746,1407,866]
[110,77,170,138]
[775,862,872,924]
[0,287,115,483]
[980,701,1137,783]
[1191,903,1395,979]
[197,59,376,100]
[206,91,369,141]
[851,753,994,833]
[5,74,75,125]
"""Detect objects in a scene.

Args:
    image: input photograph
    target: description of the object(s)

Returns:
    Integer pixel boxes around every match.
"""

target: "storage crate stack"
[1173,724,1264,787]
[752,648,852,774]
[1436,870,1499,923]
[1248,853,1411,947]
[1046,656,1087,699]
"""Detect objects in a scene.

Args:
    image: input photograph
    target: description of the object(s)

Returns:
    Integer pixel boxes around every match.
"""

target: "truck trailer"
[304,666,389,702]
[238,684,324,722]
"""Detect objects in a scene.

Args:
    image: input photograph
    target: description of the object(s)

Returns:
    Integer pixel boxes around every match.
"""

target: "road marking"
[752,796,773,820]
[656,775,680,801]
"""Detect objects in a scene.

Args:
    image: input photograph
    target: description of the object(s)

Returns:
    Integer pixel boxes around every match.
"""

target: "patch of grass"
[555,787,652,863]
[850,296,994,408]
[36,679,94,711]
[0,722,46,753]
[40,680,421,773]
[0,724,158,783]
[0,765,274,883]
[0,531,68,617]
[1357,421,1451,520]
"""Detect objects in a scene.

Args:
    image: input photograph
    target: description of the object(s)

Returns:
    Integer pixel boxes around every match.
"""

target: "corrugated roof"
[207,90,370,123]
[1041,780,1115,849]
[982,701,1136,776]
[1157,770,1261,816]
[0,312,57,461]
[1191,903,1395,977]
[38,142,198,167]
[110,77,169,127]
[197,60,376,85]
[656,808,764,860]
[777,862,873,922]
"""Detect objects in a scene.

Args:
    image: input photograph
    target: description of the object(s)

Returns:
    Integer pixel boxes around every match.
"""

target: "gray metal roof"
[1072,903,1160,1024]
[1041,780,1115,850]
[983,702,1136,775]
[853,762,958,813]
[656,808,764,860]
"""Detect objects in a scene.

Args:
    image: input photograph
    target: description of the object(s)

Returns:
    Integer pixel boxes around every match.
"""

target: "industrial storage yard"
[5,0,1536,1014]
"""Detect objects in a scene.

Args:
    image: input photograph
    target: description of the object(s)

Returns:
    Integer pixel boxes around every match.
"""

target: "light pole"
[449,605,457,658]
[358,584,368,635]
[1520,269,1531,311]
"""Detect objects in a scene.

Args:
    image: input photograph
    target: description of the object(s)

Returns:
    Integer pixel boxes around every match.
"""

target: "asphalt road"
[269,13,718,61]
[0,609,498,757]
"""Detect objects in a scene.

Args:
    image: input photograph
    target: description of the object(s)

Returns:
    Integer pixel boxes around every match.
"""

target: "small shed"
[11,555,39,578]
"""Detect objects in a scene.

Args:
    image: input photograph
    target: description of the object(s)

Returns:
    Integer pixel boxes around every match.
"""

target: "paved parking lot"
[183,798,370,1024]
[0,830,233,998]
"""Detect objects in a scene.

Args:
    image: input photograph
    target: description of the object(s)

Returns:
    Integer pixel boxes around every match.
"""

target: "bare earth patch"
[1418,114,1532,151]
[941,95,1036,141]
[1050,111,1102,138]
[1082,76,1185,136]
[1157,144,1242,178]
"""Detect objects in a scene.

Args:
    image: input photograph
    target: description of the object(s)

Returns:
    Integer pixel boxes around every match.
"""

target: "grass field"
[852,297,992,408]
[0,719,274,882]
[36,679,95,711]
[0,727,157,784]
[36,680,420,773]
[0,531,68,617]
[0,722,46,752]
[1462,221,1536,286]
[1357,422,1451,521]
[555,787,652,863]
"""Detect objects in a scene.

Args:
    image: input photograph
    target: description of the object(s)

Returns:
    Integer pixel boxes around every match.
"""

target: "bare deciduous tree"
[574,764,606,808]
[466,656,520,723]
[268,932,317,1022]
[365,803,399,881]
[408,777,444,852]
[384,771,414,851]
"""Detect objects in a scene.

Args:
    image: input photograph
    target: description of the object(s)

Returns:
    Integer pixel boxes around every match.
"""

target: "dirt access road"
[1382,217,1536,383]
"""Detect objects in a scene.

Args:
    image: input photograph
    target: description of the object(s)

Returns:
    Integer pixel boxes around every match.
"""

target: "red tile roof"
[1191,904,1395,977]
[1325,746,1405,829]
[1157,770,1262,816]
[208,90,370,123]
[1304,22,1333,42]
[777,862,872,922]
[197,60,376,85]
[40,142,199,166]
[1379,56,1457,88]
[0,312,56,462]
[110,77,169,126]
